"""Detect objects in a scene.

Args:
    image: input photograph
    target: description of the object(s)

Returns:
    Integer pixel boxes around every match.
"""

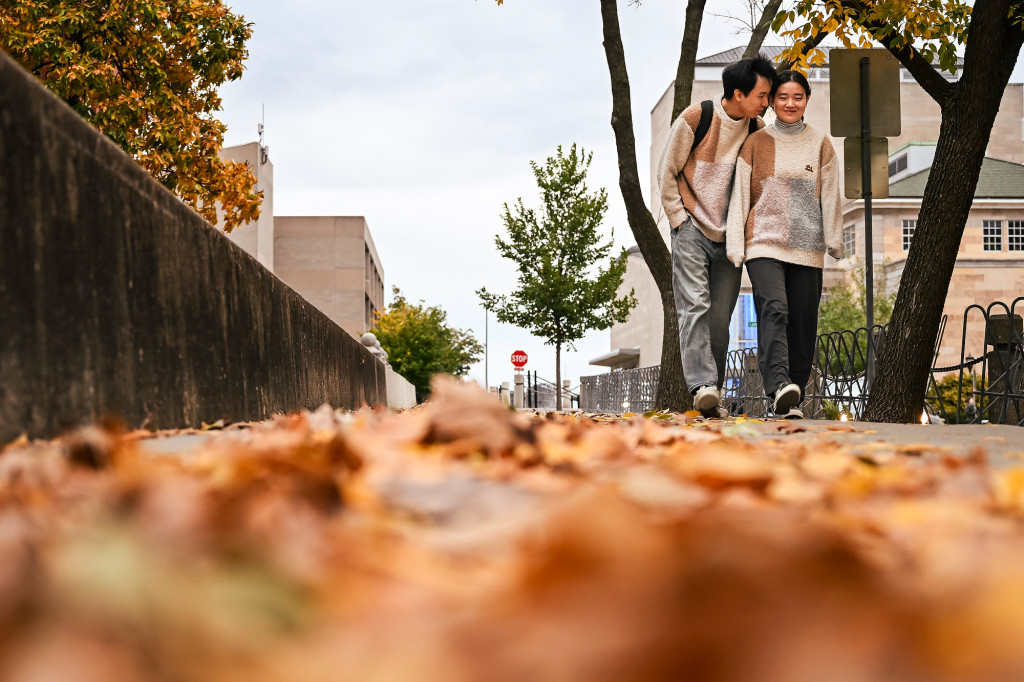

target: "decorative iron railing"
[579,300,1024,424]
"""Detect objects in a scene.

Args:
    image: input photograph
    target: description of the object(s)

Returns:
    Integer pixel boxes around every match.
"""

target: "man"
[657,55,776,417]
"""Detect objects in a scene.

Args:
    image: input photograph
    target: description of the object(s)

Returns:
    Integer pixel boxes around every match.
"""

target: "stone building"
[596,46,1024,372]
[841,152,1024,366]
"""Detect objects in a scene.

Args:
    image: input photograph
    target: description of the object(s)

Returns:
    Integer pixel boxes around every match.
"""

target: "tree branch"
[742,0,783,60]
[600,0,671,287]
[672,0,707,122]
[601,0,690,411]
[776,28,829,70]
[839,0,953,104]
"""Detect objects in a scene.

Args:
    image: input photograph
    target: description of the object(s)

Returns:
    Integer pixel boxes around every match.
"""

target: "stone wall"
[0,51,386,442]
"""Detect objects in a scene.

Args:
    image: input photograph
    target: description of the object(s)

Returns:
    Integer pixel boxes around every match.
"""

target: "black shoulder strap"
[690,100,714,154]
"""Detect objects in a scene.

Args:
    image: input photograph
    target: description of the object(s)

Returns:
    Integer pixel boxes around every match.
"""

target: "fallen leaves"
[1,376,1024,680]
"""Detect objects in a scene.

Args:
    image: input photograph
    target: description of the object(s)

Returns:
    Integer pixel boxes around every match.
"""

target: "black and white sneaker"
[773,383,801,415]
[783,406,804,420]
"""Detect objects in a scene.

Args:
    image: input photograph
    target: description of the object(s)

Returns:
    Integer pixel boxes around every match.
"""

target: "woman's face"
[771,81,809,124]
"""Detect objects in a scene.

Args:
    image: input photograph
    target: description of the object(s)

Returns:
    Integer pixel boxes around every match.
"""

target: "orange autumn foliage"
[0,0,261,232]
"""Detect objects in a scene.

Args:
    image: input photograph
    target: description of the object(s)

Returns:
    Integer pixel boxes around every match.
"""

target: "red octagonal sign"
[511,350,528,368]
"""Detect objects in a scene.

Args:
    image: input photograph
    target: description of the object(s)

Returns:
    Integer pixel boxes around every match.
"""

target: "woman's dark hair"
[722,54,778,100]
[770,70,811,99]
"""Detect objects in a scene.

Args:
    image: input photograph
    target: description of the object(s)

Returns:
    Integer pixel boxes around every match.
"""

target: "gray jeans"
[671,218,742,393]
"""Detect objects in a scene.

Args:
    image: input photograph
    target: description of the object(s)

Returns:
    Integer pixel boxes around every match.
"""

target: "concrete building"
[217,144,385,340]
[274,216,385,339]
[597,46,1024,372]
[220,141,275,272]
[213,143,413,406]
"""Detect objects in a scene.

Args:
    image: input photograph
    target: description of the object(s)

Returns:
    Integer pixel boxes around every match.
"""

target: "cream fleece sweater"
[725,123,843,268]
[657,99,762,243]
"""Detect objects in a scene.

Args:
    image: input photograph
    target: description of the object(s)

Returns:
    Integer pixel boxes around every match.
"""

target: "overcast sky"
[218,1,1024,393]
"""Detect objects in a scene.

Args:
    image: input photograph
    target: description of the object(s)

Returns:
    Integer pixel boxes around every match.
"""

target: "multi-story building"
[595,46,1024,372]
[274,216,385,339]
[217,144,386,340]
[220,141,275,272]
[841,149,1024,366]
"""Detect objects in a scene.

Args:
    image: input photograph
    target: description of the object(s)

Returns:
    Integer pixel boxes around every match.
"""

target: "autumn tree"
[373,287,484,403]
[477,144,636,409]
[776,0,1024,422]
[0,0,261,231]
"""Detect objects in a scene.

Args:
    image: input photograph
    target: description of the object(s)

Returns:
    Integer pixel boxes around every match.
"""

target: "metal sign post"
[860,58,875,339]
[830,49,901,388]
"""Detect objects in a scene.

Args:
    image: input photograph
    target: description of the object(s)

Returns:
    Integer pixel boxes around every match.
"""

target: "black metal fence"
[524,371,580,410]
[579,300,1024,424]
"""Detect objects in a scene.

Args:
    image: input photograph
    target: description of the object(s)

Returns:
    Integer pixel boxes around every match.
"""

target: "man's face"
[734,75,773,119]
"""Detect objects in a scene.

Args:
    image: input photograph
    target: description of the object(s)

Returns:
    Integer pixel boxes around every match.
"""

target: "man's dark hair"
[771,69,811,98]
[722,54,778,100]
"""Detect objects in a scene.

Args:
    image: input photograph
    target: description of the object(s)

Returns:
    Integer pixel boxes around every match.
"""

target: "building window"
[843,225,856,258]
[888,154,908,177]
[984,220,1003,251]
[1009,220,1024,252]
[902,220,916,252]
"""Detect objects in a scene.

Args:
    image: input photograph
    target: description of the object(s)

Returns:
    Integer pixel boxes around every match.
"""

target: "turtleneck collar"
[772,118,806,136]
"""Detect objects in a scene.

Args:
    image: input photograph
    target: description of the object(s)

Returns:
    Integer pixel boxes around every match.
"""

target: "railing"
[944,298,1024,425]
[579,300,1024,424]
[524,371,580,410]
[578,365,659,413]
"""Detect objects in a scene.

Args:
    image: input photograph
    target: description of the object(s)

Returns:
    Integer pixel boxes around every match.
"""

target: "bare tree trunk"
[555,341,562,411]
[672,0,706,122]
[866,0,1024,422]
[741,0,783,60]
[600,0,691,411]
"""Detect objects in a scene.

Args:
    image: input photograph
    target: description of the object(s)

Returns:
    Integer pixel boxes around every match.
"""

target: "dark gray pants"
[671,219,742,393]
[746,258,822,399]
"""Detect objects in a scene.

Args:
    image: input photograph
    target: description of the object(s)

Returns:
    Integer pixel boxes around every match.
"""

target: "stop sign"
[511,350,528,368]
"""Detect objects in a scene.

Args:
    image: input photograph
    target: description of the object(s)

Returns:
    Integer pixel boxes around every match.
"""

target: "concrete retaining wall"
[385,367,418,409]
[0,51,386,442]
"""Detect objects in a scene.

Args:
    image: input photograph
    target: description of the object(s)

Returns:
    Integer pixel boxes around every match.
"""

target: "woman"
[726,70,843,419]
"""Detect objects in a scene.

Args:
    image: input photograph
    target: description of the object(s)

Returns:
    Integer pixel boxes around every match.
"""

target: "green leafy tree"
[0,0,261,231]
[477,144,636,409]
[817,260,897,337]
[816,262,897,375]
[926,372,986,424]
[373,287,484,403]
[774,0,1024,422]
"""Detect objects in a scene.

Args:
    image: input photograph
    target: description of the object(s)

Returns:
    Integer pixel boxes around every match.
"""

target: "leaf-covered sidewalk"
[3,377,1024,681]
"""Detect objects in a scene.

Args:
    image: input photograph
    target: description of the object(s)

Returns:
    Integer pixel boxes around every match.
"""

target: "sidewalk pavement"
[134,416,1024,468]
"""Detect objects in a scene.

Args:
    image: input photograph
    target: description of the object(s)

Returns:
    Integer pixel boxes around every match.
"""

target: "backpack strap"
[690,100,714,154]
[690,100,760,154]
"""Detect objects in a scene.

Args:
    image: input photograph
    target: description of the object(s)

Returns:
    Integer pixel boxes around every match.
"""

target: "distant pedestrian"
[725,70,843,419]
[657,55,777,418]
[966,396,978,422]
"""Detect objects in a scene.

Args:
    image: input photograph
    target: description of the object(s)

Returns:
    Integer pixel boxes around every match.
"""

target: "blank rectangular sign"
[830,49,902,138]
[844,137,890,200]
